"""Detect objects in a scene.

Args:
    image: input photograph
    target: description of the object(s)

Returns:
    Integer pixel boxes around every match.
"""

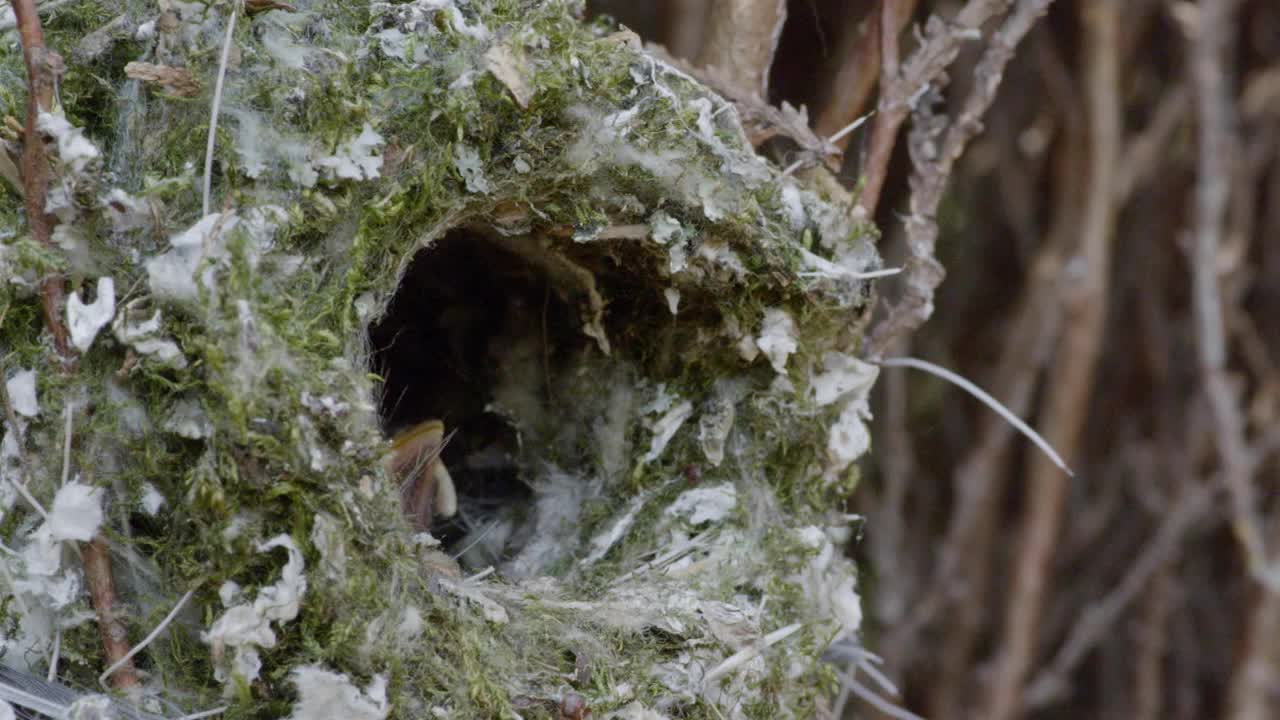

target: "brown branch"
[978,1,1121,718]
[10,0,138,690]
[1133,566,1174,720]
[911,36,1088,712]
[1116,85,1191,204]
[814,3,885,152]
[1191,2,1280,718]
[856,0,1017,217]
[81,537,140,689]
[865,0,1053,360]
[924,233,1071,717]
[694,0,787,99]
[11,0,71,361]
[814,0,920,160]
[1228,529,1280,720]
[1023,482,1214,709]
[660,0,712,61]
[1187,0,1264,583]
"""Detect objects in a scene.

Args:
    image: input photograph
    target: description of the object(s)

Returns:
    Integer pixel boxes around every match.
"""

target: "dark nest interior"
[365,226,694,560]
[366,229,562,552]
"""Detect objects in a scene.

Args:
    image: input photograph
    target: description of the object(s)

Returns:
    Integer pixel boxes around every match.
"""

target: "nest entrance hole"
[367,227,592,550]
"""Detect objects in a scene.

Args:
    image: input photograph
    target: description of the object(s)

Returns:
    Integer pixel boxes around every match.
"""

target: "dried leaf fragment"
[245,0,296,17]
[125,61,201,97]
[485,43,533,108]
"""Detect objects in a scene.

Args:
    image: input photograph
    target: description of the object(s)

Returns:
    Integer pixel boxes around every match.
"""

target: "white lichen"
[66,277,116,353]
[315,123,385,181]
[146,213,238,305]
[453,144,491,194]
[755,308,798,374]
[665,484,737,526]
[112,300,188,369]
[204,535,307,688]
[643,399,693,463]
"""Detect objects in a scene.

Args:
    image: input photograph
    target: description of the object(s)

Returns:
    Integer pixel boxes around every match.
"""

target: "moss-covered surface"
[0,1,881,718]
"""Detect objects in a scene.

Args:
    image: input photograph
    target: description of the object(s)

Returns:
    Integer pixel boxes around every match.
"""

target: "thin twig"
[1187,0,1265,586]
[99,587,196,688]
[1023,483,1214,708]
[865,0,1053,358]
[175,707,231,720]
[877,356,1072,476]
[46,629,59,682]
[815,2,910,156]
[780,111,875,177]
[857,0,1016,217]
[702,622,802,685]
[202,3,237,216]
[1133,565,1173,720]
[59,401,72,487]
[81,536,140,688]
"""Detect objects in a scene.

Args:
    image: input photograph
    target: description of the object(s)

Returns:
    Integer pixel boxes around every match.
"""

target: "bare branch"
[865,0,1054,359]
[80,536,140,689]
[980,1,1120,717]
[10,0,138,690]
[1024,483,1214,708]
[10,0,72,362]
[694,0,787,99]
[857,0,1017,217]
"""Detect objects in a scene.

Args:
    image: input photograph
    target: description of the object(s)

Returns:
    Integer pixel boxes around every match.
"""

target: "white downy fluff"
[146,213,239,305]
[162,398,213,440]
[36,112,100,173]
[5,369,38,418]
[48,483,105,542]
[140,483,166,516]
[310,513,348,581]
[288,666,388,720]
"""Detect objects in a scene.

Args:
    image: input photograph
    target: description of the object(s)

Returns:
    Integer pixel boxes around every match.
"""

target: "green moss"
[0,0,880,716]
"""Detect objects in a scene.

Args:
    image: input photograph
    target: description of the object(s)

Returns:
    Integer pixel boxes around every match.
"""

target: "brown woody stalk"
[865,0,1052,360]
[694,0,787,98]
[11,0,71,361]
[979,1,1120,718]
[9,0,139,690]
[856,0,1016,217]
[814,0,919,155]
[1193,0,1280,716]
